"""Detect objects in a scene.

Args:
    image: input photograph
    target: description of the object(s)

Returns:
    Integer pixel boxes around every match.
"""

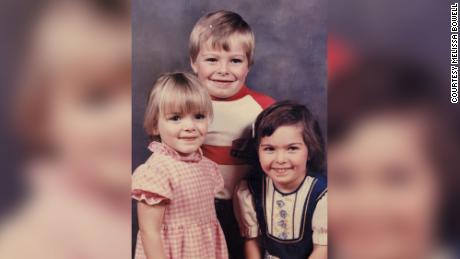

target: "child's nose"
[217,61,229,74]
[182,117,196,131]
[275,151,287,163]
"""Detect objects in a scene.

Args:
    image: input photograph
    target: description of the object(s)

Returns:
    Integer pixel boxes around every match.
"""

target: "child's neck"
[161,142,200,157]
[272,173,307,194]
[211,85,248,101]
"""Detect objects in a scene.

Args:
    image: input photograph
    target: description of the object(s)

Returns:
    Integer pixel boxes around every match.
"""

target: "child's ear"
[190,58,198,74]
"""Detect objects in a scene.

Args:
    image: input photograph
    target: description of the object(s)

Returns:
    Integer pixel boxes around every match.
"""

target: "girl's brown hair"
[253,100,325,172]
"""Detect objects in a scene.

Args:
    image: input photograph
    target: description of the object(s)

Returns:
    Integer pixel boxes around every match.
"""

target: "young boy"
[189,10,275,258]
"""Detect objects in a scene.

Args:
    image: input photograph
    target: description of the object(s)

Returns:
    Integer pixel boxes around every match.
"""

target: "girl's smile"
[271,167,295,175]
[157,113,209,155]
[258,124,309,193]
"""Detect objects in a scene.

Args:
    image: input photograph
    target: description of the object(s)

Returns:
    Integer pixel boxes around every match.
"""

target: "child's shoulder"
[309,170,327,179]
[131,154,171,187]
[306,172,327,200]
[245,86,275,109]
[145,151,169,164]
[135,151,175,173]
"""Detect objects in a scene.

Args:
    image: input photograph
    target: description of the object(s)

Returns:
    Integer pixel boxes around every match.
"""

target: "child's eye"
[205,58,218,63]
[230,58,243,64]
[288,146,299,151]
[167,115,181,121]
[262,146,275,152]
[194,113,206,120]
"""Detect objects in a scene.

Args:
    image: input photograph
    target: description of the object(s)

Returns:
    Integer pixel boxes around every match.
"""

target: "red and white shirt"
[202,86,275,199]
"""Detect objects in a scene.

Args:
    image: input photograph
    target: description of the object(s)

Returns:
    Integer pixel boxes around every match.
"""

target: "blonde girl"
[132,72,228,259]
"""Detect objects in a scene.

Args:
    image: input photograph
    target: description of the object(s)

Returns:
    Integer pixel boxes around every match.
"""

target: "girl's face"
[156,112,209,155]
[328,114,440,259]
[258,124,309,193]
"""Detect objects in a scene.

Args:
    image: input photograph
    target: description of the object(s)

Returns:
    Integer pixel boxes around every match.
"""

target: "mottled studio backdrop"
[132,0,326,251]
[133,0,327,166]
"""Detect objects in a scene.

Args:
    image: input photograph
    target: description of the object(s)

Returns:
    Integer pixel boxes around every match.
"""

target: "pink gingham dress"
[132,142,228,259]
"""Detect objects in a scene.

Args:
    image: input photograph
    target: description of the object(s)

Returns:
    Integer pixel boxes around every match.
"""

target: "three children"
[133,10,327,259]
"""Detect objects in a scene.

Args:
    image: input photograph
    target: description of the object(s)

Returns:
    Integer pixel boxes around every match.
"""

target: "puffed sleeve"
[212,163,225,195]
[233,180,259,238]
[312,192,327,245]
[131,155,173,206]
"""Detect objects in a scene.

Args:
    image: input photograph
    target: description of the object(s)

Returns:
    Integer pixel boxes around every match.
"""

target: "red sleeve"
[246,89,276,109]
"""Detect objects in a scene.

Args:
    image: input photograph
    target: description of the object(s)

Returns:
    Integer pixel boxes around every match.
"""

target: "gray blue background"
[133,0,327,166]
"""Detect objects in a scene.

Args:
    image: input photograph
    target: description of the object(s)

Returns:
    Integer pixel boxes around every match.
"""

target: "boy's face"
[258,124,309,193]
[191,37,249,99]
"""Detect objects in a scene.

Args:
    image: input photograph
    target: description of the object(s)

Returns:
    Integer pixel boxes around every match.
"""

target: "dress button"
[279,209,287,218]
[276,200,285,208]
[277,220,287,228]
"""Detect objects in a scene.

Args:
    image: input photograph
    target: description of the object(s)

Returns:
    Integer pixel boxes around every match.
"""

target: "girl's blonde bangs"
[158,78,213,119]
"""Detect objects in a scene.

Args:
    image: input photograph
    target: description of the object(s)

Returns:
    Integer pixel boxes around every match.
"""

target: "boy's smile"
[209,78,237,87]
[191,36,249,99]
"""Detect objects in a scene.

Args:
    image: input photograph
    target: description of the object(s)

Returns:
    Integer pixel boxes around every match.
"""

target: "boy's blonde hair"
[144,72,213,140]
[189,10,255,66]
